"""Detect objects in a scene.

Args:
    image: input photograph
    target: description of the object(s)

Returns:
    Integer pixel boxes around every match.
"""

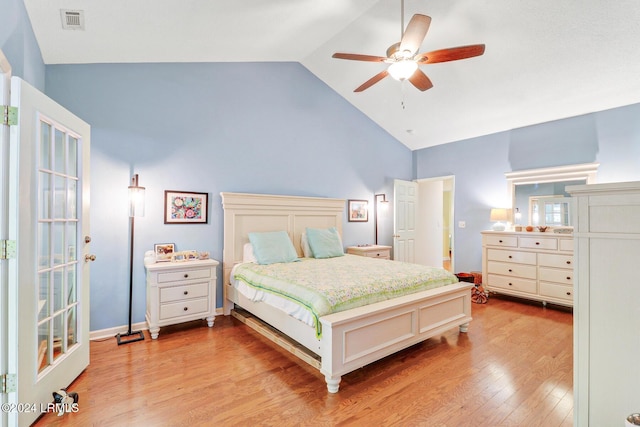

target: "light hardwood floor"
[34,296,573,426]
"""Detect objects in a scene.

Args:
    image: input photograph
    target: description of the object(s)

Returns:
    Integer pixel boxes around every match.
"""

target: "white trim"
[89,307,224,341]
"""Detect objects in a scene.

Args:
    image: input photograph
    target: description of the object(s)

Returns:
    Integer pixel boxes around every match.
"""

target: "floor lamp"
[374,193,389,245]
[117,174,146,345]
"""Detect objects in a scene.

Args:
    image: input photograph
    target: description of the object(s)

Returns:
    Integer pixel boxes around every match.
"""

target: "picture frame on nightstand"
[154,243,175,262]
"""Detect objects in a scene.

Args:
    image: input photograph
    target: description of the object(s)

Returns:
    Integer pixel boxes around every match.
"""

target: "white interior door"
[415,179,444,267]
[10,77,91,426]
[1,51,14,427]
[393,179,417,262]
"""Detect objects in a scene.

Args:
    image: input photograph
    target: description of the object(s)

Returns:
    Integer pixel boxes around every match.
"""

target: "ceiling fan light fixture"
[388,60,418,81]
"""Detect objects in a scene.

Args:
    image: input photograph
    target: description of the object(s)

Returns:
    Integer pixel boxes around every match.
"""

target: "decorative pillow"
[248,231,299,265]
[301,233,313,258]
[242,243,257,263]
[305,227,344,259]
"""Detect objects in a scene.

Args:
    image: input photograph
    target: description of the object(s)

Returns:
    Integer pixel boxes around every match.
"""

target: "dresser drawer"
[484,235,518,247]
[539,282,573,301]
[487,249,536,265]
[539,267,573,284]
[519,237,558,250]
[158,268,212,284]
[538,253,573,269]
[160,297,209,320]
[488,261,537,280]
[160,282,209,303]
[559,239,573,252]
[488,274,537,294]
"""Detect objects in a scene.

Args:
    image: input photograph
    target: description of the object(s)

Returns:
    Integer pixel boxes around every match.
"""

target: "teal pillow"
[248,231,299,265]
[306,227,344,259]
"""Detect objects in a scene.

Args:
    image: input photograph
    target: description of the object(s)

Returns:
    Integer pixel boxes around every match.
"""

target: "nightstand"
[346,245,392,260]
[145,258,219,339]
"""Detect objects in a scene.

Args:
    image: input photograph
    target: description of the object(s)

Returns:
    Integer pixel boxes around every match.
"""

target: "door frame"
[415,175,455,272]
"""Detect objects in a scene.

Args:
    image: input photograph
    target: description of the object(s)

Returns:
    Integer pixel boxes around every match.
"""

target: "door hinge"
[1,239,16,259]
[2,105,18,126]
[1,373,17,393]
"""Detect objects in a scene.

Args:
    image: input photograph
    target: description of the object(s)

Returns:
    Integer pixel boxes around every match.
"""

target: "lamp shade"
[490,208,509,222]
[128,174,146,217]
[388,60,418,81]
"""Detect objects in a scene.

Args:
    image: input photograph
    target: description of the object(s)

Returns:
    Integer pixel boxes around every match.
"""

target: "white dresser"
[481,230,574,306]
[568,181,640,426]
[145,258,219,339]
[346,245,392,259]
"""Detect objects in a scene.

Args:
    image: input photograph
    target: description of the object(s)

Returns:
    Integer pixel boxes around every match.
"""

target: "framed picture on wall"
[348,199,369,222]
[164,190,208,224]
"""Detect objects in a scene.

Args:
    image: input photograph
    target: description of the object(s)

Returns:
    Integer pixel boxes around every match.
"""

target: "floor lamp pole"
[117,175,145,345]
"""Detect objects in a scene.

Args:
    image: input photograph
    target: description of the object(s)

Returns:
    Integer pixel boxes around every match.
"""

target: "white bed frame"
[221,192,473,392]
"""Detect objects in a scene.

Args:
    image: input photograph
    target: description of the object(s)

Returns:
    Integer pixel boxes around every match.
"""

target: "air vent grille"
[60,9,85,30]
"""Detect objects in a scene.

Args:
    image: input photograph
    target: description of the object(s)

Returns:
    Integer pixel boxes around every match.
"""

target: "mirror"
[506,163,599,227]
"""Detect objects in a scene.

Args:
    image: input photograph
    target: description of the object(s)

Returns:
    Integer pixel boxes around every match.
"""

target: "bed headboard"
[220,192,345,312]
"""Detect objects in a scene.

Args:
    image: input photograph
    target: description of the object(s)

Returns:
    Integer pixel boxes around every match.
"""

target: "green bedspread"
[233,254,459,336]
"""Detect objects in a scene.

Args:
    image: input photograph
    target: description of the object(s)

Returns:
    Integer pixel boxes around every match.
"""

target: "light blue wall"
[45,62,412,331]
[0,0,45,90]
[414,103,640,273]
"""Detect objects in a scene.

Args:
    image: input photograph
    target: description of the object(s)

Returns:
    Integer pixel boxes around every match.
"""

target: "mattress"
[231,254,459,336]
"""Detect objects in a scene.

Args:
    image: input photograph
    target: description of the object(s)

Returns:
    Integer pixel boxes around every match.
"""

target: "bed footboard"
[319,282,472,393]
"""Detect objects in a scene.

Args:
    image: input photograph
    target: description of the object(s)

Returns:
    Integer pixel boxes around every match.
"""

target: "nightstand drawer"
[539,267,573,284]
[158,268,211,283]
[363,250,390,259]
[538,253,573,269]
[160,282,209,303]
[488,274,537,294]
[487,249,536,265]
[539,282,573,301]
[487,261,537,280]
[160,297,209,320]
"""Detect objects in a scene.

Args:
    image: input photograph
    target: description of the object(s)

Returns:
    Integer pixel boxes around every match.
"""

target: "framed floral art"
[164,190,208,224]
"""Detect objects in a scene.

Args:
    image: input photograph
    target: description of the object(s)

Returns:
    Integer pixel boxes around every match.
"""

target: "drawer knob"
[508,269,513,272]
[508,282,513,286]
[566,292,572,296]
[535,242,540,245]
[184,274,189,278]
[566,261,571,265]
[508,255,512,259]
[566,276,571,280]
[499,240,503,243]
[184,291,189,295]
[183,307,188,311]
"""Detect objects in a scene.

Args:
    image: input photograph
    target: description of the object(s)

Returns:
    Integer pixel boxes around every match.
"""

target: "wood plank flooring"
[34,296,573,426]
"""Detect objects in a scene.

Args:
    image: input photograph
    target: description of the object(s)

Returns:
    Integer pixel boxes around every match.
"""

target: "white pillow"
[243,243,257,263]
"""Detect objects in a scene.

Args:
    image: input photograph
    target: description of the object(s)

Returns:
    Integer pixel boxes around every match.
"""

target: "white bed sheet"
[231,262,315,327]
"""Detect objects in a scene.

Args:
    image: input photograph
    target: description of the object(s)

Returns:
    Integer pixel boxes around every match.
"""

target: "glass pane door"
[37,118,79,374]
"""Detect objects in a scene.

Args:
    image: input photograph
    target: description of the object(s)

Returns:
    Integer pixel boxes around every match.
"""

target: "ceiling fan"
[332,12,485,92]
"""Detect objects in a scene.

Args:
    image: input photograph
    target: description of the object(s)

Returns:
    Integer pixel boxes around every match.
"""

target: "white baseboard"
[89,308,224,341]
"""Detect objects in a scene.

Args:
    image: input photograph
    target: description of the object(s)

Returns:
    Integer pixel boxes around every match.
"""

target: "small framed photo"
[348,199,369,222]
[154,243,175,262]
[164,191,208,224]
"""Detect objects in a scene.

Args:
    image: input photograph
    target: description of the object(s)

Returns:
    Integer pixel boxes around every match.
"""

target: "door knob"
[85,236,92,243]
[85,254,96,262]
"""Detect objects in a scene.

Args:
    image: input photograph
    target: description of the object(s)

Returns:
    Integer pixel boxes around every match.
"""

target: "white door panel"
[394,179,417,263]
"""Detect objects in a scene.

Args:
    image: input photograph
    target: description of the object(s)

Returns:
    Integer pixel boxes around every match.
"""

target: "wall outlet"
[458,221,466,228]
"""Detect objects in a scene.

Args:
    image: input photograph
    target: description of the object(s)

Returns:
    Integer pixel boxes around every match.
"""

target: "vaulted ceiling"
[23,0,640,150]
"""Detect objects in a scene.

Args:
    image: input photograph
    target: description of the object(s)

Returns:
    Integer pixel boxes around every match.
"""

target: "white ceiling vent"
[60,9,85,30]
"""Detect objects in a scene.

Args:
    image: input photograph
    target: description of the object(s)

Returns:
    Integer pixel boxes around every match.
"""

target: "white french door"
[8,77,91,427]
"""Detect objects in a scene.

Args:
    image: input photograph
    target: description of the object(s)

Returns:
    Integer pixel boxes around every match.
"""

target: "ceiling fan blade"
[408,69,434,91]
[354,70,389,92]
[399,14,431,55]
[416,44,485,64]
[332,53,388,62]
